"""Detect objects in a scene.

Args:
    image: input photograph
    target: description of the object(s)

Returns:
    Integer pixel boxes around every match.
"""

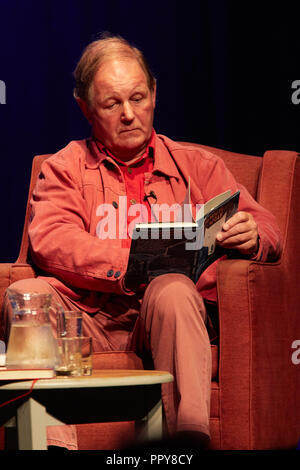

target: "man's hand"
[216,211,259,256]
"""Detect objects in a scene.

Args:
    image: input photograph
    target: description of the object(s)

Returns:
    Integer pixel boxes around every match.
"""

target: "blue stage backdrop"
[0,0,299,262]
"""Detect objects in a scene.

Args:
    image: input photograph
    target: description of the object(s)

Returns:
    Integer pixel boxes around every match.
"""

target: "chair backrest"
[17,154,52,263]
[179,142,262,199]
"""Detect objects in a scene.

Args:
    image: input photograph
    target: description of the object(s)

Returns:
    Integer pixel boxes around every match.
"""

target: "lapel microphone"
[143,190,157,202]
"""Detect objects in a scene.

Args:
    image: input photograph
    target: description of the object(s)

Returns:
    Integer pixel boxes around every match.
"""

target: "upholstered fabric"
[0,264,35,311]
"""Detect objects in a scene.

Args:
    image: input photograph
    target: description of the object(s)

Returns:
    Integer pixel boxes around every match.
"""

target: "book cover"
[125,187,240,289]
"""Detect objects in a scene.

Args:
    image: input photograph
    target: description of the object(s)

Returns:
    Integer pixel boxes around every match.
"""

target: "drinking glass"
[80,336,93,376]
[56,310,83,338]
[55,337,82,376]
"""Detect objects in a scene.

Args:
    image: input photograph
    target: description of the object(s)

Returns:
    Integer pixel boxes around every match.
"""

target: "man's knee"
[145,273,196,299]
[5,278,54,295]
[141,273,206,322]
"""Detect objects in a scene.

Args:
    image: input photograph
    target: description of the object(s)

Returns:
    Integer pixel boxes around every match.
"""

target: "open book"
[125,183,240,289]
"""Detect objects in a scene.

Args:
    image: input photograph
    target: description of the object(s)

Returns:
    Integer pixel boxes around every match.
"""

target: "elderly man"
[1,35,281,450]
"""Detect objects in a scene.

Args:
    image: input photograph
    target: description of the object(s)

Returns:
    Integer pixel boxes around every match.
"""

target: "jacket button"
[114,271,121,278]
[112,201,118,209]
[107,269,114,277]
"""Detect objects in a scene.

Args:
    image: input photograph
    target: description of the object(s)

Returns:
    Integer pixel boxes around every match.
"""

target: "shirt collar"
[92,129,155,167]
[87,129,180,180]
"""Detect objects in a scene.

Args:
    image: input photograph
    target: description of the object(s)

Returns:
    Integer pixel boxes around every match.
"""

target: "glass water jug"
[5,289,58,369]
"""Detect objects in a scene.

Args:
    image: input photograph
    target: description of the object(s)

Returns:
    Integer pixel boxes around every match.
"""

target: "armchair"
[0,144,299,450]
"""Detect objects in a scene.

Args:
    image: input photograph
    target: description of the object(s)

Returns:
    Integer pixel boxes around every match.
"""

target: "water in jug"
[5,289,58,369]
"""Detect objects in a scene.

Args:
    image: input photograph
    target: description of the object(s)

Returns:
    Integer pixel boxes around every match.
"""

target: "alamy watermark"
[291,80,300,105]
[0,80,6,104]
[291,339,300,365]
[95,198,205,250]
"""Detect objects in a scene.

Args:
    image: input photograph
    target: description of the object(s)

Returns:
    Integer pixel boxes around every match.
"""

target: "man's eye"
[103,101,118,109]
[131,96,143,102]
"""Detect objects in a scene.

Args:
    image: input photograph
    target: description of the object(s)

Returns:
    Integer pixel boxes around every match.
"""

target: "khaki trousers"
[1,274,212,449]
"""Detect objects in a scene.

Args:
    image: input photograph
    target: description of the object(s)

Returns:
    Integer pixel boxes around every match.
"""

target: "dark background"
[0,0,299,262]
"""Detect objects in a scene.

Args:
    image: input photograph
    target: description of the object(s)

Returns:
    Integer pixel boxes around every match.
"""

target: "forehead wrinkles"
[92,59,149,100]
[97,80,147,101]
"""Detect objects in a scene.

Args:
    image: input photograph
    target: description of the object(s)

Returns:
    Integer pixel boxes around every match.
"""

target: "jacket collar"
[152,133,180,180]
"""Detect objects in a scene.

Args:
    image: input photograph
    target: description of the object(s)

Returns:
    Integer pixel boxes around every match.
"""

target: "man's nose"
[121,102,134,121]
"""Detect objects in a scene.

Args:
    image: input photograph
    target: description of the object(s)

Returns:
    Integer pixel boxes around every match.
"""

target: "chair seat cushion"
[92,351,144,370]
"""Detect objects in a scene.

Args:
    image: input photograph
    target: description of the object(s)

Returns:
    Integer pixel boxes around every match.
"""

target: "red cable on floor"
[0,379,39,408]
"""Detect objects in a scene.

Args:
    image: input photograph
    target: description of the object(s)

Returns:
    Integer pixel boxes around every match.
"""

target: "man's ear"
[75,97,93,123]
[151,82,157,109]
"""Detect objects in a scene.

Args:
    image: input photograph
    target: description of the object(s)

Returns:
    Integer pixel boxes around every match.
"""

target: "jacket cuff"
[120,276,136,296]
[249,233,262,261]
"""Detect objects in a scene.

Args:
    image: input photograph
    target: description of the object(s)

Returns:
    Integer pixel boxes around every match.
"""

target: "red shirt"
[94,132,155,247]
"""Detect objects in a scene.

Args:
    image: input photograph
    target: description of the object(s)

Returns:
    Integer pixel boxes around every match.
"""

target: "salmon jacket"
[28,132,282,312]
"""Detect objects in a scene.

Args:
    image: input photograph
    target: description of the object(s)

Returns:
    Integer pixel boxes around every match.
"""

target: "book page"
[135,221,197,230]
[196,190,232,221]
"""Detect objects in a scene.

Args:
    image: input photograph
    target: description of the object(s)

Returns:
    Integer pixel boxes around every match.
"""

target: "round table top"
[0,369,174,390]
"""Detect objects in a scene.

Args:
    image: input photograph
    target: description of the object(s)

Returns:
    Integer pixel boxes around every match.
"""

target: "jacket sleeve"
[28,154,129,294]
[199,153,282,262]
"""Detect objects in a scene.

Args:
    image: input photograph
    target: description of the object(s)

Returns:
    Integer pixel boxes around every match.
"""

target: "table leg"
[17,397,47,450]
[139,399,163,441]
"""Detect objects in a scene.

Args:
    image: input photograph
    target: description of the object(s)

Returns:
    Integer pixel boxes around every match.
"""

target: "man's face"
[81,58,156,161]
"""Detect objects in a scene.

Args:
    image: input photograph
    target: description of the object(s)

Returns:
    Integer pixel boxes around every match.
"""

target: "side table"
[0,369,173,450]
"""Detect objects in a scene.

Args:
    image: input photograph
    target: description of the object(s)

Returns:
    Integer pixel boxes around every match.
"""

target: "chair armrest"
[0,263,36,308]
[9,263,36,283]
[216,258,300,449]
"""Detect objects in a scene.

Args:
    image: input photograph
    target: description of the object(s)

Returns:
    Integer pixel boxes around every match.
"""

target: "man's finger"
[216,222,253,242]
[221,211,250,232]
[220,238,258,254]
[217,231,254,247]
